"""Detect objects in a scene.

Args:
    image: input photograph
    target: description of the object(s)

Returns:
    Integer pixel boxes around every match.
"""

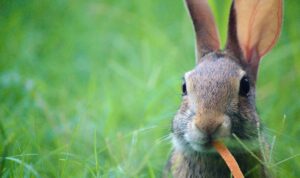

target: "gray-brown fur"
[165,0,283,177]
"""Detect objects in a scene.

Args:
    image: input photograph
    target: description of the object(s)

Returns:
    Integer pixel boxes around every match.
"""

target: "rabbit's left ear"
[185,0,220,63]
[226,0,283,77]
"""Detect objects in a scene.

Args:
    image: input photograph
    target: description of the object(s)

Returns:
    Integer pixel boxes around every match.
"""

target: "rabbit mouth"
[186,136,213,152]
[184,133,223,152]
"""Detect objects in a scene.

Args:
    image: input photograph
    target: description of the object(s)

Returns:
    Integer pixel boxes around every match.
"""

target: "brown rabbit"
[164,0,283,177]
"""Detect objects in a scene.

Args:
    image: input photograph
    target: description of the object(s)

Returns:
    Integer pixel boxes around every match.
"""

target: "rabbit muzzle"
[194,112,231,138]
[184,111,231,151]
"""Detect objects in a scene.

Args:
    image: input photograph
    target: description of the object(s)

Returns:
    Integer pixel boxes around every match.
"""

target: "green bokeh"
[0,0,299,177]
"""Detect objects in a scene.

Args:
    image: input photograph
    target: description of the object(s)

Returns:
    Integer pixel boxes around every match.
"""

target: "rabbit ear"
[225,3,243,60]
[229,0,283,76]
[185,0,220,63]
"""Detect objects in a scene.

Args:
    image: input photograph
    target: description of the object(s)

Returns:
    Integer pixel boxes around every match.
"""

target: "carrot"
[212,140,244,178]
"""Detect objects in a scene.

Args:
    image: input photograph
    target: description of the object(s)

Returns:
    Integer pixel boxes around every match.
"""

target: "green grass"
[0,0,299,177]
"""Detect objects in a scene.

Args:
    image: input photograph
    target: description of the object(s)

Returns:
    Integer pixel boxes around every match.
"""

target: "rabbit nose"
[194,113,227,136]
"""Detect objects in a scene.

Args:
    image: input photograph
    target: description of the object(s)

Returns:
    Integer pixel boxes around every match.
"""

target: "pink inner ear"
[235,0,283,63]
[258,0,283,58]
[242,0,260,62]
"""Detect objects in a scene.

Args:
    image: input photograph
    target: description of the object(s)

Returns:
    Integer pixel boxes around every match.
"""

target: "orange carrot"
[212,140,244,178]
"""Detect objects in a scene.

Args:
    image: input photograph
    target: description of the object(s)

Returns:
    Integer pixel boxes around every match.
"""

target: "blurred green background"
[0,0,299,177]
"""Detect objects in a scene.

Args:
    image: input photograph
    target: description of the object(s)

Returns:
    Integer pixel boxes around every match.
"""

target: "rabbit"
[164,0,283,177]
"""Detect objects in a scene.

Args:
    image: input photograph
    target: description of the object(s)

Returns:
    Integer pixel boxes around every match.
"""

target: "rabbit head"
[172,0,283,153]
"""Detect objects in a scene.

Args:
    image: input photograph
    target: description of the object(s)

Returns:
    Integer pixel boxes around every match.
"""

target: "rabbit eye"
[239,76,250,97]
[182,82,187,96]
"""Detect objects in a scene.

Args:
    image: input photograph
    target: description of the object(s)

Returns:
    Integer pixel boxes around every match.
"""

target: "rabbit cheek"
[184,121,208,152]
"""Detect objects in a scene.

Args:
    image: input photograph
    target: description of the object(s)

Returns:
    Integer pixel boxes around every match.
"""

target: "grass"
[0,0,300,177]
